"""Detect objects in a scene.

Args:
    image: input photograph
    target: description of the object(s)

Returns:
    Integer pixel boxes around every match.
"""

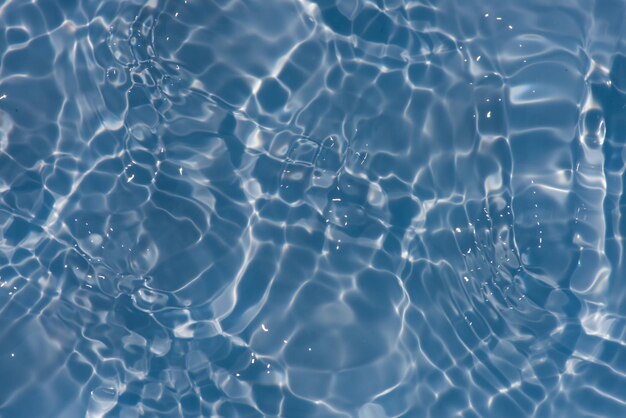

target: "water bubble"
[106,68,119,82]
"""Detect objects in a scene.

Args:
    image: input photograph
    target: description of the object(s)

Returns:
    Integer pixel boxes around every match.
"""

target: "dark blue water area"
[1,0,626,417]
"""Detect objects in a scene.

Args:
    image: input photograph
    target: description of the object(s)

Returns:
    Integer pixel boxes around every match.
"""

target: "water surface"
[1,0,626,417]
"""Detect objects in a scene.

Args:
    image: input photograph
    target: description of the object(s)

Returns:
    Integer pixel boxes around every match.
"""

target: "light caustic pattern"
[0,0,626,417]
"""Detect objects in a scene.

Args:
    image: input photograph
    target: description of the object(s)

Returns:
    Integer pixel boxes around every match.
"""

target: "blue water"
[1,0,626,417]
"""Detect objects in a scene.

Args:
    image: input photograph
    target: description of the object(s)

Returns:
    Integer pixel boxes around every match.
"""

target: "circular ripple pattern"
[1,0,626,417]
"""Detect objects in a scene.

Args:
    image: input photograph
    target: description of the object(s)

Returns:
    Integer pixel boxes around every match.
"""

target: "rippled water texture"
[1,0,626,417]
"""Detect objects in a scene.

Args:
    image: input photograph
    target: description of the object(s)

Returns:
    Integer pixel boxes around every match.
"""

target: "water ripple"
[1,0,626,417]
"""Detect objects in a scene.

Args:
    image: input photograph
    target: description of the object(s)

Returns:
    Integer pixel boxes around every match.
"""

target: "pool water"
[1,0,626,417]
